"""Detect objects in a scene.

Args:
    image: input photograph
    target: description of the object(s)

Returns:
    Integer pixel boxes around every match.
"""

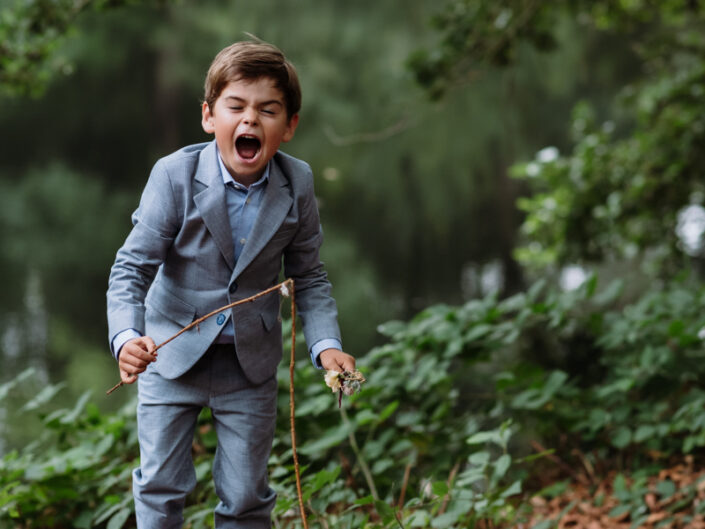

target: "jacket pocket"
[145,287,197,327]
[259,295,282,332]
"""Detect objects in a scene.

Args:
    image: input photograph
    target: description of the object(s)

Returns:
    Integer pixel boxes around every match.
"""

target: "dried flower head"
[324,370,342,393]
[324,369,366,407]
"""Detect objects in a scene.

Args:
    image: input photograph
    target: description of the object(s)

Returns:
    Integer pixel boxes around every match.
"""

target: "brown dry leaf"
[646,511,668,523]
[645,492,659,511]
[516,458,705,529]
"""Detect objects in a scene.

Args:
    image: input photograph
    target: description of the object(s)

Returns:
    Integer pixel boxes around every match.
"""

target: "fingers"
[120,369,138,385]
[141,335,157,354]
[339,353,356,372]
[118,336,158,379]
[320,349,356,372]
[130,336,157,356]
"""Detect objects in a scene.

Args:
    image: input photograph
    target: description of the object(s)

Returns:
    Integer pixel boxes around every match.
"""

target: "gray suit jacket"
[107,140,341,384]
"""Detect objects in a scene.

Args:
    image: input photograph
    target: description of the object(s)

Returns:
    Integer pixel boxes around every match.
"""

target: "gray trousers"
[133,344,277,528]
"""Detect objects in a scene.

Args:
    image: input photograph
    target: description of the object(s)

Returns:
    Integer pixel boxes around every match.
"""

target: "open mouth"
[235,135,261,160]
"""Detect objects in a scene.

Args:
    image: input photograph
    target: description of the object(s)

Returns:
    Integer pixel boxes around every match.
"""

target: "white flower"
[324,370,341,393]
[698,327,705,341]
[279,283,290,298]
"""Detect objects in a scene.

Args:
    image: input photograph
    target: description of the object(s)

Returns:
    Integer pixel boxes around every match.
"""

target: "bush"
[4,274,705,527]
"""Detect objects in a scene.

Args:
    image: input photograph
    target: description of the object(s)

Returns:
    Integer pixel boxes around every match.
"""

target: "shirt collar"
[216,146,270,190]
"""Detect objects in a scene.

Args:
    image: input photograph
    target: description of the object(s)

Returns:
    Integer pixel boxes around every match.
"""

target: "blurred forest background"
[2,1,705,528]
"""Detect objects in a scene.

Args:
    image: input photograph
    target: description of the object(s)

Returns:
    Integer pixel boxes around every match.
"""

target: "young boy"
[107,40,354,528]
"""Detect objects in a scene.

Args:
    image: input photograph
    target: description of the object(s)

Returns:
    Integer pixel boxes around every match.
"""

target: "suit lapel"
[232,155,293,280]
[193,141,236,270]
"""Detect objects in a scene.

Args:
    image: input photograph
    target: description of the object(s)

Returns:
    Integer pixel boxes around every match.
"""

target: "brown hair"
[204,39,301,119]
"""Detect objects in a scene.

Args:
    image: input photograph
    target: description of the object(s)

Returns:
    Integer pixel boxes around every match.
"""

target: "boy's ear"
[201,102,215,134]
[282,113,299,143]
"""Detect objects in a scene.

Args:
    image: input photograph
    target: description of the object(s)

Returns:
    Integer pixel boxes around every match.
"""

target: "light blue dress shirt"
[112,149,341,368]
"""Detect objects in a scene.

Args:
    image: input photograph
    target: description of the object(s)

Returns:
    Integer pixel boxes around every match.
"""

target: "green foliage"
[514,46,705,267]
[0,0,152,96]
[409,0,705,99]
[412,0,705,270]
[0,373,139,527]
[0,312,532,528]
[4,0,705,526]
[5,272,705,526]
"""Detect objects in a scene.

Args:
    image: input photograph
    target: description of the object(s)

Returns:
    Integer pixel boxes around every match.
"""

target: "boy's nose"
[242,108,258,125]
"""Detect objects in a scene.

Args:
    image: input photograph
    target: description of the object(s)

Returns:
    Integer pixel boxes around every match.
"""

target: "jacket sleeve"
[283,165,342,352]
[106,159,180,349]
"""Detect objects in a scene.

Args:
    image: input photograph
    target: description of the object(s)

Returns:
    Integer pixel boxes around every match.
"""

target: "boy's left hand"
[319,348,355,373]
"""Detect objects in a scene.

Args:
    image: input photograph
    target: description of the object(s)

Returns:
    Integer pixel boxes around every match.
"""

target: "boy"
[107,40,354,528]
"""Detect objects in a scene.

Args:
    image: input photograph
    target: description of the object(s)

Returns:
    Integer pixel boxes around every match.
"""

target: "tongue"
[237,138,259,159]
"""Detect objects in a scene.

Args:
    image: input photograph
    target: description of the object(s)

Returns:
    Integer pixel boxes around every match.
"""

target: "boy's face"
[202,77,299,185]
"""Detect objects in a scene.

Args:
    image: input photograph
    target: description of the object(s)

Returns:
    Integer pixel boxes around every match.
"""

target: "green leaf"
[354,408,377,426]
[0,368,35,402]
[21,382,66,411]
[467,431,499,445]
[297,422,352,455]
[354,495,376,506]
[378,400,399,422]
[312,466,341,493]
[431,481,449,496]
[527,279,547,300]
[468,451,491,466]
[501,479,522,498]
[612,427,632,449]
[535,480,569,499]
[493,454,512,481]
[668,320,685,337]
[60,391,92,424]
[633,425,655,443]
[376,320,406,338]
[73,511,93,529]
[609,504,631,518]
[655,479,676,499]
[107,508,131,529]
[613,474,628,493]
[530,520,554,529]
[511,371,567,409]
[373,500,396,524]
[593,279,624,306]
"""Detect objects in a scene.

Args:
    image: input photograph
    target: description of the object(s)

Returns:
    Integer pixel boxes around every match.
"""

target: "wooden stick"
[288,280,309,529]
[438,462,460,516]
[397,461,412,508]
[106,281,289,395]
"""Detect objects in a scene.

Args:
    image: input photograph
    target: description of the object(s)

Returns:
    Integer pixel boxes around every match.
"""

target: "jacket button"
[229,282,237,293]
[216,314,226,325]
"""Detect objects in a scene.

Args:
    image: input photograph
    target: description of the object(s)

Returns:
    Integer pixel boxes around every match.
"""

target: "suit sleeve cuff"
[310,338,343,369]
[111,328,142,361]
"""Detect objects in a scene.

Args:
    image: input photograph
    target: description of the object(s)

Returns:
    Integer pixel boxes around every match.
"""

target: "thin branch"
[340,404,379,500]
[323,117,412,147]
[438,461,460,516]
[106,280,289,395]
[289,281,309,529]
[531,440,590,485]
[397,461,413,508]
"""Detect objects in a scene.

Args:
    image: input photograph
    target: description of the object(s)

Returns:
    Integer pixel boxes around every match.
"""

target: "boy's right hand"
[118,336,157,384]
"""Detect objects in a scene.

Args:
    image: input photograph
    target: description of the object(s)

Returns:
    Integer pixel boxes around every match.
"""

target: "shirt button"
[216,314,226,325]
[239,238,246,244]
[229,282,238,293]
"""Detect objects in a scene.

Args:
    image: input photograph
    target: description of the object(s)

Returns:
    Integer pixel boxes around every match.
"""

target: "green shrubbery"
[3,273,705,528]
